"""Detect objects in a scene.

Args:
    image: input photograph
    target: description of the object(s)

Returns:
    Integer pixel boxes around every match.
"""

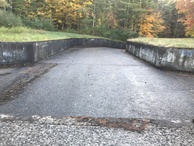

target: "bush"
[94,26,110,37]
[0,26,33,34]
[109,29,138,41]
[92,27,138,41]
[0,10,23,27]
[41,19,56,31]
[22,18,42,29]
[22,18,56,31]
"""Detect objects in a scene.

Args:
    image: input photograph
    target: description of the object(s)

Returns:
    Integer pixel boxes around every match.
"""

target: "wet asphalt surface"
[0,47,194,121]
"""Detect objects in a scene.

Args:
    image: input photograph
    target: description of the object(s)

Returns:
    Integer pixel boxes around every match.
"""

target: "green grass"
[0,27,98,42]
[128,37,194,49]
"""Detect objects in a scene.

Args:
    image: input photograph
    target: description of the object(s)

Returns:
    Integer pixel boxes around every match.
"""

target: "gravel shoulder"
[0,114,193,146]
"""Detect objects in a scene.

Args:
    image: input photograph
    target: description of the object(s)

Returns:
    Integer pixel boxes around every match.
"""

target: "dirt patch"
[76,116,150,132]
[0,63,57,104]
[0,114,193,132]
[0,114,149,132]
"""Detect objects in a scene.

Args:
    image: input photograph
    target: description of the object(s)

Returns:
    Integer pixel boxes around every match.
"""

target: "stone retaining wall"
[126,41,194,72]
[0,38,125,65]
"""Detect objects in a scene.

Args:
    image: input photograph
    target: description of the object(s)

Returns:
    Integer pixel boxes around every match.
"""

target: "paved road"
[0,47,194,121]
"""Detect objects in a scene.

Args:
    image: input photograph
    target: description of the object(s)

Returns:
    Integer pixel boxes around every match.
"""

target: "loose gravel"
[0,115,193,146]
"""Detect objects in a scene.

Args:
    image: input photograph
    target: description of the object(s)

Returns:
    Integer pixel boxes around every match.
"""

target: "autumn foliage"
[12,0,92,30]
[176,0,194,36]
[138,9,165,37]
[1,0,193,39]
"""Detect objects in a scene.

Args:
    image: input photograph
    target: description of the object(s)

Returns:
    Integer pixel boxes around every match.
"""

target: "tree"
[11,0,92,30]
[7,0,186,38]
[138,8,165,37]
[12,0,51,19]
[44,0,92,30]
[158,0,185,37]
[12,0,29,16]
[107,11,117,28]
[176,0,194,36]
[116,0,145,31]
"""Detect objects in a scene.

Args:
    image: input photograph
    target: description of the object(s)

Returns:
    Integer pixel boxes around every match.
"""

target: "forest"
[0,0,194,41]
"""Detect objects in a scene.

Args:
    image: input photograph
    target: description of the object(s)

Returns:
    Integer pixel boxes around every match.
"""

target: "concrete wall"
[126,41,194,72]
[0,42,34,65]
[1,38,194,73]
[0,38,126,65]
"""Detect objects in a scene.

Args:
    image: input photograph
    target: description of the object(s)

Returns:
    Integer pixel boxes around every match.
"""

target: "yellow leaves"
[58,20,62,24]
[42,0,92,29]
[84,1,92,5]
[186,25,194,36]
[176,0,194,36]
[0,0,9,8]
[138,9,165,38]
